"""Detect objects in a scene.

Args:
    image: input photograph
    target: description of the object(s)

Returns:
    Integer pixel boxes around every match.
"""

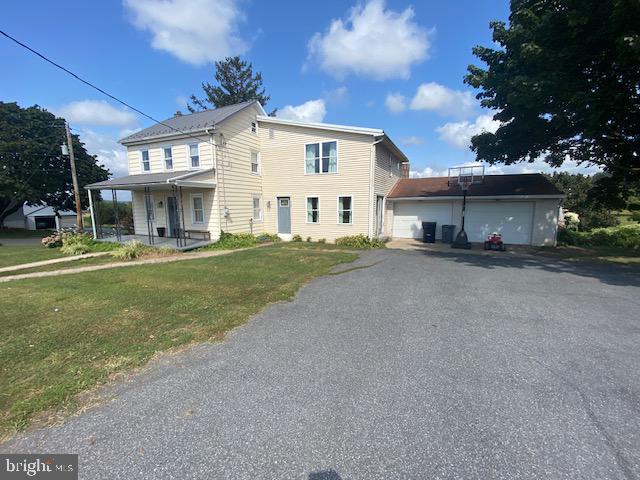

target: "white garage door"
[393,202,453,239]
[466,202,534,245]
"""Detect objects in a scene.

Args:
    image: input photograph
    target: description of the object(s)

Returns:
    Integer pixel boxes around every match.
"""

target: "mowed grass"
[0,255,116,277]
[0,246,357,438]
[0,246,66,268]
[539,245,640,264]
[0,229,51,239]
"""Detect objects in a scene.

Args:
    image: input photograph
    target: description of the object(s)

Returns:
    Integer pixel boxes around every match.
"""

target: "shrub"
[59,232,95,255]
[205,231,258,250]
[558,224,640,249]
[41,232,63,248]
[112,240,148,260]
[631,211,640,223]
[335,234,386,249]
[579,210,619,230]
[255,232,281,244]
[318,238,326,244]
[292,234,303,242]
[306,236,312,243]
[563,211,580,231]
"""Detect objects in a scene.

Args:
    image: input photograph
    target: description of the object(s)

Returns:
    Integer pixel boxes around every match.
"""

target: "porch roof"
[85,168,215,190]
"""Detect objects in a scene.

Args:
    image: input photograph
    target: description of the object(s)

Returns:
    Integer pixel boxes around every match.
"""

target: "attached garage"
[387,174,564,247]
[393,202,453,240]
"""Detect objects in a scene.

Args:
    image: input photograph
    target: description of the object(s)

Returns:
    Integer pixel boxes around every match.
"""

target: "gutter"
[388,194,566,201]
[369,135,384,238]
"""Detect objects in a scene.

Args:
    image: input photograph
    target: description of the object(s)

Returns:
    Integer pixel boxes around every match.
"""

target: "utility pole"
[64,121,84,230]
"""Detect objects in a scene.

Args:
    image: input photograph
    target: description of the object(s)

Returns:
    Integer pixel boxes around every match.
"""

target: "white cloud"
[277,99,326,123]
[410,82,476,117]
[410,160,602,178]
[123,0,247,66]
[385,93,407,113]
[55,100,138,127]
[409,166,448,178]
[324,86,348,104]
[400,136,424,146]
[308,0,431,80]
[79,129,129,178]
[436,114,500,149]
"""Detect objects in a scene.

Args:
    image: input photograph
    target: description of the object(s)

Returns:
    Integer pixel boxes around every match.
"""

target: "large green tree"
[465,0,640,204]
[188,56,274,114]
[0,102,109,227]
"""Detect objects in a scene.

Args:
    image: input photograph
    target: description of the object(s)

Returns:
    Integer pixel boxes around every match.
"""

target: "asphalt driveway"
[3,249,640,479]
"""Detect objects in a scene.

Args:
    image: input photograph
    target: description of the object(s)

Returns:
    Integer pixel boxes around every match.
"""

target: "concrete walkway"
[0,252,110,274]
[0,246,265,283]
[387,237,539,257]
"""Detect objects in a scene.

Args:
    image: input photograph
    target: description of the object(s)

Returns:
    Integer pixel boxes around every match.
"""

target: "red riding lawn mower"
[484,232,506,252]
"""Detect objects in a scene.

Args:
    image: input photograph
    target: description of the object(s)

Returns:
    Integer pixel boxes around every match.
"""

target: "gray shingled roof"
[120,100,259,144]
[85,171,192,189]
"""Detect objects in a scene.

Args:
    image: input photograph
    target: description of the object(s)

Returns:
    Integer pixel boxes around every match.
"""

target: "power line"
[0,29,216,148]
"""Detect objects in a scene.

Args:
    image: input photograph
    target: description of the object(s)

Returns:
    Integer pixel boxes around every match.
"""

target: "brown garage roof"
[387,173,564,199]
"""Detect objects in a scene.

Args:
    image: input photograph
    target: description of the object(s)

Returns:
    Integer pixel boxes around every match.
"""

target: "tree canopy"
[0,102,109,227]
[465,0,640,202]
[188,56,274,114]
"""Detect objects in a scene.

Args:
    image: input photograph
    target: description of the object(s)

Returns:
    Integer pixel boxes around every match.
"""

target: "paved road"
[3,249,640,479]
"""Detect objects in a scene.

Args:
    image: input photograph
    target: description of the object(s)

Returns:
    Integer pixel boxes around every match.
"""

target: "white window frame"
[140,149,150,172]
[163,145,174,171]
[190,193,205,225]
[188,143,200,169]
[252,195,262,221]
[306,196,320,224]
[304,140,339,175]
[251,121,257,134]
[250,151,261,175]
[337,195,353,225]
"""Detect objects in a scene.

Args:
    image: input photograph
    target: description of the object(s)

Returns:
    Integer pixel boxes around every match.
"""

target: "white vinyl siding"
[306,197,319,223]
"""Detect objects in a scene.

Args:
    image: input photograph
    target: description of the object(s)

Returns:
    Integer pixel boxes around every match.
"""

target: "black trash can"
[442,224,456,244]
[422,222,437,243]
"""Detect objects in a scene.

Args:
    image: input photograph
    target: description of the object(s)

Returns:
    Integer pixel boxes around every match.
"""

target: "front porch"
[97,234,214,251]
[85,169,218,251]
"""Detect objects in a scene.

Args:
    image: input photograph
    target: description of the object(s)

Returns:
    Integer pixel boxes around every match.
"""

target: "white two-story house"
[86,100,409,246]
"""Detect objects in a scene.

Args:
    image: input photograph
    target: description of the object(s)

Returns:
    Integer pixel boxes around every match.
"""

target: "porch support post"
[112,189,121,242]
[172,185,181,248]
[144,187,155,245]
[88,188,97,240]
[178,186,187,247]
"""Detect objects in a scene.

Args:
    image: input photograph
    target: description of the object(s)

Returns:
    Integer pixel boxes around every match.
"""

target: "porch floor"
[98,234,215,252]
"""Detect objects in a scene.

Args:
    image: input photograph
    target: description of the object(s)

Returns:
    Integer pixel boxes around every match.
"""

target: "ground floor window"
[307,197,319,223]
[338,196,352,224]
[191,194,204,224]
[252,196,262,221]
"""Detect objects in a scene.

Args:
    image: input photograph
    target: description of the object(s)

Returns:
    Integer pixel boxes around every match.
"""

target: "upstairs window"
[305,141,337,174]
[307,197,319,223]
[338,196,352,224]
[189,144,200,168]
[163,147,173,170]
[250,152,260,174]
[141,150,150,172]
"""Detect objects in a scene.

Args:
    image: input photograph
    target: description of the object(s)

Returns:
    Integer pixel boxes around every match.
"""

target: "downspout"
[369,135,384,238]
[206,127,222,239]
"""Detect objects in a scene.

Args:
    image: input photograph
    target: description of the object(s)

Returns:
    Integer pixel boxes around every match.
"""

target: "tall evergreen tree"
[465,0,640,205]
[188,57,274,114]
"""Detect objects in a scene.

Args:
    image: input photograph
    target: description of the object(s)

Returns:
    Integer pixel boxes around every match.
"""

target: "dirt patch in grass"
[0,246,357,440]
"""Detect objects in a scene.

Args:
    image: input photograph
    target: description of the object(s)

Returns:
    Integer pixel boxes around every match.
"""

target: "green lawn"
[0,228,51,239]
[0,246,66,268]
[0,246,357,438]
[539,245,640,265]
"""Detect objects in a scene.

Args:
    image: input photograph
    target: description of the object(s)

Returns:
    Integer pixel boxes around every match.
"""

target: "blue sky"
[2,0,599,179]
